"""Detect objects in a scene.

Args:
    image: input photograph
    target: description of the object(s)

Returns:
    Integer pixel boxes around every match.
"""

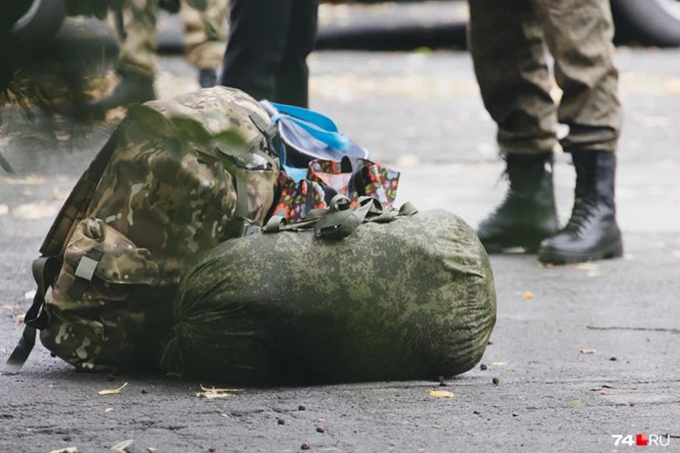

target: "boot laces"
[564,195,597,233]
[490,169,527,213]
[488,157,550,217]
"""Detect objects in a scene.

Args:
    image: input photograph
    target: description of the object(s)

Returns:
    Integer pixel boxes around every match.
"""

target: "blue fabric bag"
[261,101,370,182]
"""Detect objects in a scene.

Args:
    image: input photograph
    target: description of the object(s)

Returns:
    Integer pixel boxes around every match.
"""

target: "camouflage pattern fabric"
[40,87,279,370]
[114,0,229,78]
[468,0,621,154]
[163,210,497,384]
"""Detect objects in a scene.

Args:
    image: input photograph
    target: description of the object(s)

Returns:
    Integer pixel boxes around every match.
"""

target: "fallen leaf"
[46,189,67,202]
[98,382,128,396]
[11,201,59,219]
[580,349,596,355]
[0,204,8,216]
[15,314,25,325]
[1,175,47,185]
[49,448,78,453]
[396,153,421,167]
[55,132,71,143]
[429,390,454,398]
[522,291,533,300]
[111,439,133,452]
[195,391,234,400]
[104,408,114,413]
[489,362,507,368]
[599,391,608,396]
[196,384,243,399]
[200,384,243,393]
[575,262,599,271]
[105,107,128,123]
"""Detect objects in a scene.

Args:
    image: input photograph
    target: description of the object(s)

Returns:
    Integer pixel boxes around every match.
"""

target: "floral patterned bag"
[271,156,400,223]
[260,101,401,223]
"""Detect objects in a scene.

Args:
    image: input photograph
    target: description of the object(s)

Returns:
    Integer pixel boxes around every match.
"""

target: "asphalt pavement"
[1,21,680,453]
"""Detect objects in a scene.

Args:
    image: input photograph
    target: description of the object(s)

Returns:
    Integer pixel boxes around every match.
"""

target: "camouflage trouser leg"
[111,0,159,79]
[181,0,229,70]
[468,0,621,154]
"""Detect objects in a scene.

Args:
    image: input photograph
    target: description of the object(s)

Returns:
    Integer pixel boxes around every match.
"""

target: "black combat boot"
[477,152,560,253]
[198,69,217,88]
[538,151,623,264]
[82,72,155,118]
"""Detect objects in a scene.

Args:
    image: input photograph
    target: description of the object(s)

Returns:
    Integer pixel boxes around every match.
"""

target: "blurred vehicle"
[8,0,66,42]
[4,0,680,47]
[332,0,680,48]
[611,0,680,47]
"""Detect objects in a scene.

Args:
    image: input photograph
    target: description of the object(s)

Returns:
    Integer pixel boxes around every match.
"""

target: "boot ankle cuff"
[503,151,554,163]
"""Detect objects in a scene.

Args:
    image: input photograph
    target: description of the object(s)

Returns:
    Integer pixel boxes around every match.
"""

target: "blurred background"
[2,2,680,451]
[2,0,679,229]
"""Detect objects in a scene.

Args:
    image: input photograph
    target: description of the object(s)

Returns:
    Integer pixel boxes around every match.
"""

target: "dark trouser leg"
[219,0,293,101]
[275,0,318,107]
[469,0,559,252]
[468,0,558,155]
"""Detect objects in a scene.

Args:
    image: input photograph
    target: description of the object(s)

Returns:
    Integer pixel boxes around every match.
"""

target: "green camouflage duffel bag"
[4,87,280,373]
[162,198,496,384]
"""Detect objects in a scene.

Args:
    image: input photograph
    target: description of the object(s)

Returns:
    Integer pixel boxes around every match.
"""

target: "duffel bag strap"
[2,256,61,374]
[313,196,379,239]
[264,195,417,240]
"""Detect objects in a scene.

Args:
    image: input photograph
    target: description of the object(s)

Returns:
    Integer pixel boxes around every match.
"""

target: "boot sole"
[537,238,623,265]
[482,239,544,255]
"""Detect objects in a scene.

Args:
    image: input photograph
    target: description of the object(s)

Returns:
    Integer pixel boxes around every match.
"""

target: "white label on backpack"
[75,256,99,281]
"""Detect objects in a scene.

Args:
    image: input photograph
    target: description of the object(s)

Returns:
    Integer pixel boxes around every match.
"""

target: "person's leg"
[469,0,559,252]
[535,0,621,153]
[534,0,623,263]
[181,0,229,87]
[84,0,157,116]
[114,0,159,80]
[469,0,558,155]
[275,0,319,107]
[219,0,292,101]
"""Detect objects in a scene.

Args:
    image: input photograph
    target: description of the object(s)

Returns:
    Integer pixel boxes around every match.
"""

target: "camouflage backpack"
[4,87,280,373]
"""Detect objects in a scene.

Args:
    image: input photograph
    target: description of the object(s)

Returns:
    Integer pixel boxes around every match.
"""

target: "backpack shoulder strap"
[2,127,122,374]
[2,256,61,374]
